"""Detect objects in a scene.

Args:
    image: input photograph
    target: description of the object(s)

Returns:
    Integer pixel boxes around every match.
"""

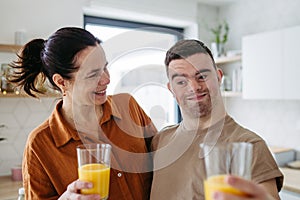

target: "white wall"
[200,0,300,149]
[0,0,87,177]
[0,0,199,175]
[220,0,300,50]
[0,0,86,44]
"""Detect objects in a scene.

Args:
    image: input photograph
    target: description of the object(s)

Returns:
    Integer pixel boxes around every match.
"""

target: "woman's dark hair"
[9,27,101,98]
[164,39,216,75]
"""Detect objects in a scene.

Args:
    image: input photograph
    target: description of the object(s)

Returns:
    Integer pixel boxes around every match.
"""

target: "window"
[84,16,183,130]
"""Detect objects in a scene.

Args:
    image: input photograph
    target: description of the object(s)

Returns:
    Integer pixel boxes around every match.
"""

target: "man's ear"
[216,68,223,84]
[167,82,175,97]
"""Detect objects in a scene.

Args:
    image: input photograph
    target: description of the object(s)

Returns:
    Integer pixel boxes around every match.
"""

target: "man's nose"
[187,79,202,92]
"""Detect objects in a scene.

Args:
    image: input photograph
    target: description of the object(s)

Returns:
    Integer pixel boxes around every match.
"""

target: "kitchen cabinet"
[215,55,242,97]
[242,25,300,99]
[242,30,283,99]
[282,26,300,99]
[279,168,300,200]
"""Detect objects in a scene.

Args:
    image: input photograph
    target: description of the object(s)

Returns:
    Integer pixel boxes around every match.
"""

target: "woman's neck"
[61,100,103,133]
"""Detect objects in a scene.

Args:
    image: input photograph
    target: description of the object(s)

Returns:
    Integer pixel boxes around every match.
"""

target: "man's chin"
[185,107,211,119]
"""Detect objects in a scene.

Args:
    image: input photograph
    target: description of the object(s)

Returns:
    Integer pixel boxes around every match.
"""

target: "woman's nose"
[99,71,110,85]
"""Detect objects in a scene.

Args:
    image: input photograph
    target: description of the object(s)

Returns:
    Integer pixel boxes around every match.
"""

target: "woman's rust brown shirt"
[23,93,157,199]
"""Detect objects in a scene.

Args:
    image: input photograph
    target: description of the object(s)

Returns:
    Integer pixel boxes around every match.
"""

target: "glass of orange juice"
[200,142,253,200]
[77,143,111,199]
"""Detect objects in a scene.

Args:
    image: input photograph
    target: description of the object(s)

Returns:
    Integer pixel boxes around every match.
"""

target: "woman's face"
[66,45,110,106]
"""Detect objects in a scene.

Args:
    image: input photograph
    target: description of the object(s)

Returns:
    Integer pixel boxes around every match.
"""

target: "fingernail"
[87,183,93,188]
[226,175,235,185]
[213,191,220,199]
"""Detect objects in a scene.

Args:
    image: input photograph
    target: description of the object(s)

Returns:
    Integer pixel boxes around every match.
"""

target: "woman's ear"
[52,74,66,94]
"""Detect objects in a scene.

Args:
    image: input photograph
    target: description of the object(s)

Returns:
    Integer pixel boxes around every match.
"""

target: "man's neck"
[181,106,226,131]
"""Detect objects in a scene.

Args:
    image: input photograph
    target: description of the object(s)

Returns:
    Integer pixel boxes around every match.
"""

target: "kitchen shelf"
[215,55,241,65]
[0,91,61,98]
[0,44,23,53]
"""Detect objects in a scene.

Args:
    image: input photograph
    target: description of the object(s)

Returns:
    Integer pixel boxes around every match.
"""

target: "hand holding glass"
[200,142,253,200]
[77,143,111,199]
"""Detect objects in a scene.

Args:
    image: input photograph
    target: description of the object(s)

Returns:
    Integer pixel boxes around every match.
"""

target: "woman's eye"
[86,71,102,79]
[86,74,97,79]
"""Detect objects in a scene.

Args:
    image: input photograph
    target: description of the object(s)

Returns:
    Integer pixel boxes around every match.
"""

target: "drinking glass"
[77,143,111,199]
[200,142,253,200]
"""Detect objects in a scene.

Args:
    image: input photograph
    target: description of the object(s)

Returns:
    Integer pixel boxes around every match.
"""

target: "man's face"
[167,53,223,118]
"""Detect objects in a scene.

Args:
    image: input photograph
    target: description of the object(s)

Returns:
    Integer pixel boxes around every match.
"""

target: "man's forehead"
[169,53,213,71]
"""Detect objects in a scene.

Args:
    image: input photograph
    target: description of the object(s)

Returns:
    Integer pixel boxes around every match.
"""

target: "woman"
[10,27,157,200]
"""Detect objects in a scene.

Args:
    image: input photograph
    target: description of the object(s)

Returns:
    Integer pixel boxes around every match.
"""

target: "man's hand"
[213,175,276,200]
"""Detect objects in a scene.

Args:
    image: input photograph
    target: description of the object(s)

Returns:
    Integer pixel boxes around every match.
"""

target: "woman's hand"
[58,179,100,200]
[213,175,276,200]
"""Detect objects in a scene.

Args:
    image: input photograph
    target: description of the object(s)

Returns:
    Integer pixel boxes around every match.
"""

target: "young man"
[150,40,283,200]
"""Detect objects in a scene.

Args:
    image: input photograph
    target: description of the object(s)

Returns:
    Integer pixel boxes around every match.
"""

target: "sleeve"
[23,144,59,200]
[128,94,158,152]
[251,140,284,192]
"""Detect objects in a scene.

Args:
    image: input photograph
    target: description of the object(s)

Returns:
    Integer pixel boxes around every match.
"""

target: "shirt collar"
[50,96,122,148]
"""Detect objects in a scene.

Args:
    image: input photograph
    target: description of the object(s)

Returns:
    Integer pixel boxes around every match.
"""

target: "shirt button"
[117,173,122,177]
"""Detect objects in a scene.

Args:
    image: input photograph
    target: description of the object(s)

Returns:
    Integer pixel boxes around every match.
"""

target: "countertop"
[0,176,22,200]
[0,167,299,198]
[269,146,300,194]
[280,167,300,194]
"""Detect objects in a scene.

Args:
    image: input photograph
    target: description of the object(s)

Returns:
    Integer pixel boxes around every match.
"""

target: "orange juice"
[204,175,247,200]
[78,163,110,198]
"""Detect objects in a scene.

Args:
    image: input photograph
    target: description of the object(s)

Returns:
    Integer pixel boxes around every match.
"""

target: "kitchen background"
[0,0,300,181]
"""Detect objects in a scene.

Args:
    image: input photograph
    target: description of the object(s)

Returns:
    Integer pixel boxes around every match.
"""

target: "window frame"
[84,15,183,123]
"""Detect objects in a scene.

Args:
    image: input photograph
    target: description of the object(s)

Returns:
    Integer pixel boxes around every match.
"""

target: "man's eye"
[197,74,207,81]
[175,80,187,85]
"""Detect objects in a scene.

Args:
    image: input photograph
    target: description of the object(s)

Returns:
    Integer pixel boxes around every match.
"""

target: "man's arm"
[259,178,280,200]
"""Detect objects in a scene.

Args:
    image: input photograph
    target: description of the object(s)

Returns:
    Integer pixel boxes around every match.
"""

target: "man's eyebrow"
[171,69,212,80]
[196,69,211,74]
[171,73,185,80]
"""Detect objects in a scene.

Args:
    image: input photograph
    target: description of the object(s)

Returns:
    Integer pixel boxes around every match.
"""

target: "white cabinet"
[282,26,300,99]
[242,30,283,99]
[242,26,300,99]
